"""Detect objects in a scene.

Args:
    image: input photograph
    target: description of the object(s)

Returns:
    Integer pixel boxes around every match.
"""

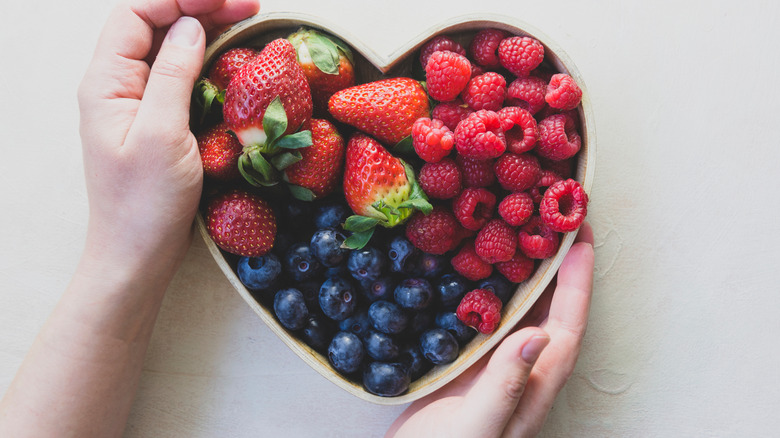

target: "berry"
[206,190,277,257]
[328,331,364,374]
[405,207,467,255]
[419,328,460,364]
[477,274,514,304]
[506,75,547,115]
[300,314,336,354]
[518,216,560,259]
[461,72,507,112]
[454,110,506,160]
[347,246,386,282]
[494,152,542,192]
[498,192,534,226]
[237,254,282,291]
[498,36,544,77]
[364,330,400,361]
[432,99,472,131]
[314,202,350,230]
[469,28,510,68]
[295,280,322,310]
[537,113,582,161]
[451,241,493,281]
[283,118,345,199]
[475,219,517,263]
[498,106,538,154]
[495,252,536,283]
[456,288,503,334]
[418,158,462,199]
[435,311,478,346]
[529,170,565,205]
[436,273,470,309]
[284,242,323,282]
[208,47,259,90]
[273,288,310,330]
[197,122,243,181]
[545,73,582,110]
[425,50,472,102]
[399,344,432,380]
[419,35,467,70]
[363,362,410,397]
[387,236,418,274]
[453,187,497,231]
[412,253,448,279]
[368,300,409,335]
[359,276,396,303]
[319,276,358,321]
[412,117,455,163]
[394,278,434,310]
[310,229,348,267]
[456,155,496,188]
[339,309,373,338]
[405,310,434,337]
[539,178,589,232]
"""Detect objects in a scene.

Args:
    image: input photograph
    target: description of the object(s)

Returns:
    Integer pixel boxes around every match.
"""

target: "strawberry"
[197,122,243,181]
[193,48,258,126]
[341,134,432,248]
[283,118,345,200]
[287,27,355,116]
[328,78,430,147]
[205,190,277,257]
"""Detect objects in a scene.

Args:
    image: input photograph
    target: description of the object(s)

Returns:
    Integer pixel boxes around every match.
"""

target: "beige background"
[2,0,779,436]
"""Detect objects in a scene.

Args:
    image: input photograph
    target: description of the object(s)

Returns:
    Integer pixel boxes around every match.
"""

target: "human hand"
[77,0,259,262]
[386,222,595,438]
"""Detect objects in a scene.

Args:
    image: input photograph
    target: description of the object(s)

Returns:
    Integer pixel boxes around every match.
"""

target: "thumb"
[455,327,550,436]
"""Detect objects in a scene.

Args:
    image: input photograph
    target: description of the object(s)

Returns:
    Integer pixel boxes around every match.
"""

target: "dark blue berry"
[405,311,434,338]
[413,253,448,278]
[363,330,400,361]
[310,229,348,267]
[325,264,349,278]
[295,281,321,311]
[237,254,282,291]
[358,276,396,303]
[284,243,323,282]
[272,231,296,259]
[314,202,350,230]
[363,362,410,397]
[338,308,373,338]
[435,311,478,346]
[319,276,358,321]
[301,314,335,354]
[387,236,418,274]
[399,343,432,380]
[478,274,514,304]
[394,278,434,310]
[419,328,460,365]
[273,288,309,330]
[282,199,313,230]
[368,300,409,335]
[436,273,470,309]
[328,331,364,374]
[347,247,386,282]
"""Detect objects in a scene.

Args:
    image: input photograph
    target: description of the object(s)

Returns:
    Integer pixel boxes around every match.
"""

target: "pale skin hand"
[387,222,595,438]
[0,1,258,437]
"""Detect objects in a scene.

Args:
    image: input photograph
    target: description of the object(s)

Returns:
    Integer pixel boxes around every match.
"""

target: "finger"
[453,327,550,436]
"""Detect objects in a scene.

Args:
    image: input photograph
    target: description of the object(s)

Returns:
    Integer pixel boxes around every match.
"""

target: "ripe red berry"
[537,113,582,161]
[206,190,277,257]
[529,170,565,205]
[418,158,462,199]
[495,252,535,283]
[461,72,507,111]
[419,35,466,70]
[405,207,467,255]
[498,106,538,154]
[498,192,534,226]
[539,179,589,232]
[518,216,559,259]
[506,75,547,115]
[498,36,544,77]
[453,187,497,231]
[475,219,517,264]
[412,117,455,163]
[197,122,243,181]
[425,51,472,102]
[494,152,542,192]
[451,242,493,281]
[208,47,259,90]
[469,28,510,68]
[456,288,502,334]
[545,73,582,111]
[455,154,496,188]
[432,99,472,132]
[454,110,506,160]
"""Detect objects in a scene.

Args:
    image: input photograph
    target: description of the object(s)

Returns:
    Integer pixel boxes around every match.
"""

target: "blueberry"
[398,343,432,380]
[478,274,514,304]
[363,330,400,361]
[419,328,460,365]
[282,199,314,230]
[237,254,282,291]
[405,311,434,338]
[319,276,358,321]
[394,278,434,310]
[325,264,349,278]
[301,314,335,354]
[284,243,323,282]
[272,231,295,258]
[273,288,309,330]
[363,362,410,397]
[368,300,409,335]
[314,202,350,230]
[338,308,373,338]
[295,281,321,311]
[435,311,478,346]
[413,253,447,278]
[387,236,418,274]
[310,229,348,267]
[436,273,470,309]
[347,247,386,282]
[358,276,396,303]
[328,331,364,374]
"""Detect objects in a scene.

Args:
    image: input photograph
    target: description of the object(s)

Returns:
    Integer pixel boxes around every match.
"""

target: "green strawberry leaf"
[394,135,415,155]
[270,150,303,170]
[343,229,375,250]
[262,97,288,148]
[398,198,433,213]
[326,33,354,65]
[193,77,221,126]
[239,153,278,187]
[343,215,381,233]
[275,130,313,149]
[306,32,341,75]
[401,160,433,214]
[288,184,317,201]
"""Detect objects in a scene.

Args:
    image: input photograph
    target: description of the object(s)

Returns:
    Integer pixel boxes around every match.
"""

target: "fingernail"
[521,335,550,362]
[167,17,201,47]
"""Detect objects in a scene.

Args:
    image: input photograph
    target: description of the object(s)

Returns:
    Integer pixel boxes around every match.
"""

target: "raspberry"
[470,63,487,78]
[461,72,507,112]
[506,75,547,115]
[498,36,544,77]
[498,106,538,154]
[498,192,534,226]
[451,242,493,281]
[537,106,581,128]
[456,154,496,188]
[405,206,467,255]
[454,110,507,160]
[518,216,560,259]
[494,152,542,192]
[412,117,455,163]
[545,73,582,111]
[425,51,472,102]
[529,170,564,205]
[537,113,582,161]
[453,187,496,231]
[432,99,472,132]
[419,35,466,70]
[456,288,502,334]
[495,252,535,283]
[418,158,462,199]
[539,179,589,232]
[475,219,517,263]
[469,28,510,68]
[539,156,574,179]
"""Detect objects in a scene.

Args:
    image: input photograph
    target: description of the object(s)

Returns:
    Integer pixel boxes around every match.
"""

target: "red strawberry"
[205,190,277,257]
[209,47,259,91]
[197,122,243,181]
[342,134,431,248]
[283,119,345,200]
[328,78,430,146]
[288,27,356,116]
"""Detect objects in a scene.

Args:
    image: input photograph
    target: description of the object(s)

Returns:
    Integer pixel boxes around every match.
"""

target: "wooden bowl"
[195,12,595,405]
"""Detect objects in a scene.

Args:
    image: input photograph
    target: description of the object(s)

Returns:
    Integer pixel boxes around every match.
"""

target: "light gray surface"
[2,1,779,436]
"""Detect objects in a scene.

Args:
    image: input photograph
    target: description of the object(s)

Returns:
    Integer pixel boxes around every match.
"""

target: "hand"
[77,0,259,263]
[387,222,595,438]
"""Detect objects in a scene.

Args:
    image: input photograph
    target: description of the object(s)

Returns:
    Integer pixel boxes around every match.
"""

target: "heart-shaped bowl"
[194,12,595,405]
